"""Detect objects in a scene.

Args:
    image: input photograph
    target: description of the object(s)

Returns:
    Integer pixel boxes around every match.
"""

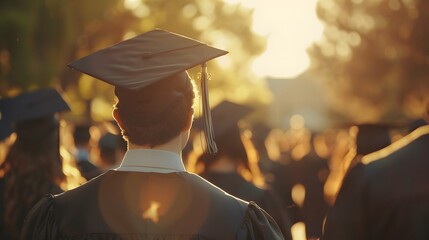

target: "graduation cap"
[68,29,228,154]
[0,88,70,141]
[194,100,254,139]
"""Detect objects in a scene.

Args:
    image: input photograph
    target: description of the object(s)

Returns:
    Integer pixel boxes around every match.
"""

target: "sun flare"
[142,201,161,223]
[227,0,324,78]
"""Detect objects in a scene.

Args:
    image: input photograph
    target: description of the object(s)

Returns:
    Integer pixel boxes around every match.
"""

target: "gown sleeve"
[237,201,285,240]
[20,194,59,240]
[258,189,292,239]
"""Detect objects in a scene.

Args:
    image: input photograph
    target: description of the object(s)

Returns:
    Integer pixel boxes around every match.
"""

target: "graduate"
[21,29,284,240]
[0,88,70,239]
[323,107,429,240]
[191,100,292,239]
[72,124,102,180]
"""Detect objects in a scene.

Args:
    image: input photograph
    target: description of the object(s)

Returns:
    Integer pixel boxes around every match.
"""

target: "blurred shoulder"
[362,125,429,166]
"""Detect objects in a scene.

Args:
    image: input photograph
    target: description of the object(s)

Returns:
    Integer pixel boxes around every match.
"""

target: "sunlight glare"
[123,0,140,9]
[123,0,150,18]
[291,183,306,208]
[245,0,324,78]
[142,201,161,223]
[291,222,307,240]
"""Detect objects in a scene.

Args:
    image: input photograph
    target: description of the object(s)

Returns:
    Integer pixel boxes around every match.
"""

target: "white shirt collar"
[115,149,186,173]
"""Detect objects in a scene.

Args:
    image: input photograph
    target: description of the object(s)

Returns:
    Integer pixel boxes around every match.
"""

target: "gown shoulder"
[20,195,58,240]
[21,172,285,240]
[237,201,285,240]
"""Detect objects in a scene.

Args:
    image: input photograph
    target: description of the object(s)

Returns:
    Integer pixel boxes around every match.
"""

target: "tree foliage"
[0,0,136,94]
[0,0,266,121]
[309,0,429,122]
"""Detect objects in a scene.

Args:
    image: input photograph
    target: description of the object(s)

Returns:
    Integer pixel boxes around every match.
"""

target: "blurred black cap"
[194,100,253,139]
[0,88,70,141]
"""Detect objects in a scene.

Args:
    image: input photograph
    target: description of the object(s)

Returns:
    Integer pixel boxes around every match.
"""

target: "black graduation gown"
[201,172,292,239]
[270,152,330,239]
[0,176,62,240]
[323,126,429,240]
[21,170,284,240]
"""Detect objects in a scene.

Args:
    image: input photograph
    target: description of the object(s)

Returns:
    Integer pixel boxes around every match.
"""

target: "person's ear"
[112,108,124,130]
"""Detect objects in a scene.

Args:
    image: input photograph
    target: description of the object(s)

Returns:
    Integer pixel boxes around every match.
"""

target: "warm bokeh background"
[1,0,428,125]
[1,1,429,239]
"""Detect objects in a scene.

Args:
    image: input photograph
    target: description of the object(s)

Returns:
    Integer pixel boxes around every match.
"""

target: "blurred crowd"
[1,87,427,239]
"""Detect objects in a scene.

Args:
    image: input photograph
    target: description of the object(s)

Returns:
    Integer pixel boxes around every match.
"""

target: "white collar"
[115,149,186,173]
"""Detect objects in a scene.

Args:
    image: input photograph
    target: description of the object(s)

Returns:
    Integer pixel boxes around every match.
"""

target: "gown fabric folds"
[201,172,291,239]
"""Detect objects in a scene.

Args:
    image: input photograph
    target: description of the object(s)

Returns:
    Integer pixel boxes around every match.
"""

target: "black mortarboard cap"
[194,100,254,139]
[0,88,70,140]
[67,29,228,154]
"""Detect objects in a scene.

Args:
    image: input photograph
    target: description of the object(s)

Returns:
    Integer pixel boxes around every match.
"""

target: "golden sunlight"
[291,183,306,208]
[227,0,324,78]
[291,222,307,240]
[142,201,161,223]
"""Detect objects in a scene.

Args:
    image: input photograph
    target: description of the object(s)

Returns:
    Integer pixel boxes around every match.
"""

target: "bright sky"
[226,0,324,79]
[124,0,324,79]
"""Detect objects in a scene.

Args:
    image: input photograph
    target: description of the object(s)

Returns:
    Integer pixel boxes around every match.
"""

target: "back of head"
[195,101,254,172]
[198,125,249,170]
[114,72,196,147]
[6,115,64,177]
[1,87,68,175]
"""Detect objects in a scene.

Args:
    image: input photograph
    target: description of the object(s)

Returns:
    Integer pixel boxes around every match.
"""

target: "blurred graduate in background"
[323,105,429,240]
[0,88,70,239]
[188,100,292,239]
[269,129,330,240]
[72,123,102,180]
[97,130,127,170]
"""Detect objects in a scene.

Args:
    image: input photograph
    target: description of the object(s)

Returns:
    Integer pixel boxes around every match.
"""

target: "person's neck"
[127,135,183,157]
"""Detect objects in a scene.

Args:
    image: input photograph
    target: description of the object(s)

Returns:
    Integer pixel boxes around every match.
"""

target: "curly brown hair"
[114,72,197,147]
[0,115,65,238]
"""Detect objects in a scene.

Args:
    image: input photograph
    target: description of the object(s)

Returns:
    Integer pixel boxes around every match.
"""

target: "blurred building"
[266,71,332,131]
